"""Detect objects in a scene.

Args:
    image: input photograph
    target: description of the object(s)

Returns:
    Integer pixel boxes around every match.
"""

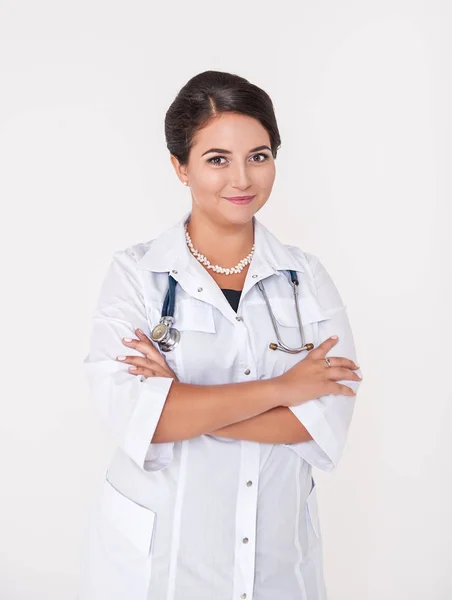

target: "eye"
[250,152,270,163]
[206,152,271,167]
[207,156,227,166]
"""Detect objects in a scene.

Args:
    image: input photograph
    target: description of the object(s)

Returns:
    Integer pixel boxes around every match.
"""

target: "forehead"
[191,113,270,151]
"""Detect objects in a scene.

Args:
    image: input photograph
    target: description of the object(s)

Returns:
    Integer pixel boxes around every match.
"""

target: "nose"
[229,163,252,190]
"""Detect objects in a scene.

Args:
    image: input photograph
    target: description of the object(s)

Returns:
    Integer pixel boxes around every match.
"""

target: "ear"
[170,154,188,184]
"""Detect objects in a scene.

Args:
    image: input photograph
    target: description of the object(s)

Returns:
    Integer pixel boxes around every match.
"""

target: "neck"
[186,209,255,268]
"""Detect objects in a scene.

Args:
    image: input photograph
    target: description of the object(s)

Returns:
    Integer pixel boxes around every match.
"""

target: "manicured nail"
[123,337,132,342]
[331,335,338,339]
[117,356,126,361]
[129,366,137,370]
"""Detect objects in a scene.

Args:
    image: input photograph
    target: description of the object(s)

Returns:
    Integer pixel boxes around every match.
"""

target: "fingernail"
[129,366,137,371]
[136,328,144,335]
[117,356,126,361]
[123,337,132,342]
[331,335,338,340]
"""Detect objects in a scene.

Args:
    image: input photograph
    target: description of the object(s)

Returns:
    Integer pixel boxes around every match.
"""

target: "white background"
[1,1,451,598]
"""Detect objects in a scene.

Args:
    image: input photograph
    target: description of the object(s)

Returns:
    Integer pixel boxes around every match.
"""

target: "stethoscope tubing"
[153,269,314,354]
[257,270,313,354]
[163,275,177,317]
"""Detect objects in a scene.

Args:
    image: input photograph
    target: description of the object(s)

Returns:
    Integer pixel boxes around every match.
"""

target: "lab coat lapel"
[171,241,279,326]
[136,210,306,325]
[172,257,241,325]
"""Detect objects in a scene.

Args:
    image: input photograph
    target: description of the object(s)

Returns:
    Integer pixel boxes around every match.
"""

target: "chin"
[222,204,258,224]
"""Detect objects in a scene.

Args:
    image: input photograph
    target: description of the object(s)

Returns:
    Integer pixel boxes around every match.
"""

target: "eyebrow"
[201,145,272,156]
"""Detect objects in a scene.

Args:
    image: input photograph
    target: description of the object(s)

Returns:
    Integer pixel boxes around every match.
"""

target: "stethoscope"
[150,270,314,354]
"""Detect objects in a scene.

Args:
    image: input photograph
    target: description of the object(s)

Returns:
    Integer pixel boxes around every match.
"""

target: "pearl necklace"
[184,223,255,275]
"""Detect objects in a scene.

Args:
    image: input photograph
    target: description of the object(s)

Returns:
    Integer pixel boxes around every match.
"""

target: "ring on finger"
[324,357,332,367]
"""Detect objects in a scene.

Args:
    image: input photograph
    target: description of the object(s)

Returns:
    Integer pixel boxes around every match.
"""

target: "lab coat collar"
[136,210,305,275]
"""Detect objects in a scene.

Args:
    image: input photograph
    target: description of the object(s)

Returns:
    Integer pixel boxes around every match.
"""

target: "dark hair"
[164,70,281,166]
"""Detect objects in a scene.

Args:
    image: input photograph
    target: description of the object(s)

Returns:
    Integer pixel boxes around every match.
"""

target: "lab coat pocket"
[299,479,327,599]
[147,297,216,334]
[271,295,333,329]
[295,477,322,566]
[263,296,333,377]
[306,478,321,542]
[101,476,156,556]
[147,299,217,384]
[79,477,157,600]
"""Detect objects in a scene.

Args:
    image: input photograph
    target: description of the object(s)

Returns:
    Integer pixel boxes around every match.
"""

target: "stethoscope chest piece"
[151,316,180,352]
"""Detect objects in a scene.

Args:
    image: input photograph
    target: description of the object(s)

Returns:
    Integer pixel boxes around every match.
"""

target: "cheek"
[196,168,228,191]
[259,164,276,188]
[191,177,227,209]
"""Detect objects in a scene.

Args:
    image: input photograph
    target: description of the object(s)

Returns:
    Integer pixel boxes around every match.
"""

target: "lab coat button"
[252,274,258,278]
[246,480,253,487]
[171,270,178,274]
[242,537,249,544]
[244,369,251,375]
[235,316,243,321]
[241,594,247,599]
[197,287,203,292]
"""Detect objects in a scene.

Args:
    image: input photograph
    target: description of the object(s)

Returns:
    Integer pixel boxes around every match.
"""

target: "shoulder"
[284,243,322,277]
[110,239,157,266]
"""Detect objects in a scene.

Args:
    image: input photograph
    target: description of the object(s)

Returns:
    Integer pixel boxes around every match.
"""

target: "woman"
[79,70,363,600]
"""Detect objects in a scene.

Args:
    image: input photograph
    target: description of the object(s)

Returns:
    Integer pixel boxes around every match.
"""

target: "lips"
[224,195,255,204]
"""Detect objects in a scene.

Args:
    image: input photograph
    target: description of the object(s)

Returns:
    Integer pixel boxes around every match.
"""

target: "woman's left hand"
[116,328,179,381]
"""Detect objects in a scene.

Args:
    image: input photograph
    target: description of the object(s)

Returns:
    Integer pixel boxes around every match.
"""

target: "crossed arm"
[208,405,313,444]
[119,330,313,446]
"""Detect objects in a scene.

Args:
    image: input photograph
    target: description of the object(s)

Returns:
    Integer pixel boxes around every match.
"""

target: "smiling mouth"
[224,195,256,204]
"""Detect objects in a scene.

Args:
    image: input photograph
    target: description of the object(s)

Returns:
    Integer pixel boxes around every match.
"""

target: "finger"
[310,337,359,369]
[330,357,360,371]
[339,384,356,396]
[135,328,155,346]
[116,355,164,372]
[128,365,175,378]
[325,366,362,382]
[309,336,339,359]
[122,336,167,367]
[135,329,169,366]
[117,354,177,379]
[320,357,361,372]
[324,381,357,396]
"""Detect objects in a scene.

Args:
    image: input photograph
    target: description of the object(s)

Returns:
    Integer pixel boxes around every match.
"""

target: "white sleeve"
[82,248,175,472]
[282,255,363,471]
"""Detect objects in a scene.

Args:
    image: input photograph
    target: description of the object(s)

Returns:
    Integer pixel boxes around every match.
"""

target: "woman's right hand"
[276,336,361,407]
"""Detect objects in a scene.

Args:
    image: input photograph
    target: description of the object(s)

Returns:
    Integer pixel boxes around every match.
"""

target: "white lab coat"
[78,211,362,600]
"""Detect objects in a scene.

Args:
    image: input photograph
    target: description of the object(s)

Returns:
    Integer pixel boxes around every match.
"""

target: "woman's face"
[172,112,276,227]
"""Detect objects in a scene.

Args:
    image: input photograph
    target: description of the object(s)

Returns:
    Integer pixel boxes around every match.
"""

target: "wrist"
[259,377,282,410]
